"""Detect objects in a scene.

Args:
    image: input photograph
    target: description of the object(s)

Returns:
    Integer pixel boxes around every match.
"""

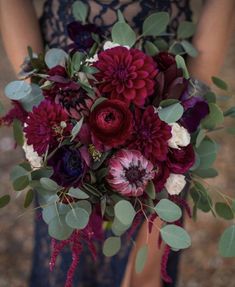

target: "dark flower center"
[125,166,145,184]
[104,112,115,122]
[75,31,92,45]
[63,151,84,177]
[115,66,128,81]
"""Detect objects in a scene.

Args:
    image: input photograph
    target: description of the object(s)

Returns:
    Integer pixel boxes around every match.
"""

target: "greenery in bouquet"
[1,1,235,286]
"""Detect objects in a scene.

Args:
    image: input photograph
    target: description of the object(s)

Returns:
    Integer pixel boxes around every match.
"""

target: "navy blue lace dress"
[30,1,192,286]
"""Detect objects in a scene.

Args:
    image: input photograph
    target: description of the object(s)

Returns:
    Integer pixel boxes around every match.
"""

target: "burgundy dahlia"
[167,144,195,174]
[67,21,101,52]
[89,99,133,148]
[107,149,155,197]
[48,146,85,187]
[94,46,157,106]
[24,100,71,155]
[128,106,172,163]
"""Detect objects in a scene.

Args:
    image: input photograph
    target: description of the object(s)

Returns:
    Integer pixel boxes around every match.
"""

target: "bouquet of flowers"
[1,2,235,286]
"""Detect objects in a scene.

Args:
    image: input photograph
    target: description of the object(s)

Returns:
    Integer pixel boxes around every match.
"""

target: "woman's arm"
[188,0,235,84]
[0,0,43,74]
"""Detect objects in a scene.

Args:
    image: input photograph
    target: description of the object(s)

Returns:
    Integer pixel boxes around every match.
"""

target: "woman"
[0,1,234,287]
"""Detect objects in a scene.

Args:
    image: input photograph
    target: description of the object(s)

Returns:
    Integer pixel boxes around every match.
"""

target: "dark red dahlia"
[128,106,172,163]
[153,161,170,193]
[24,100,71,155]
[167,144,195,174]
[89,99,133,148]
[94,46,158,106]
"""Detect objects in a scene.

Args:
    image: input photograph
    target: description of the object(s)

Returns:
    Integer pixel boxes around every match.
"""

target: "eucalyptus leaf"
[10,165,28,182]
[45,48,68,68]
[24,189,34,208]
[190,183,212,213]
[13,119,24,146]
[117,10,125,22]
[177,21,196,39]
[135,245,148,273]
[144,41,159,56]
[154,199,182,222]
[42,204,58,224]
[215,202,234,220]
[81,66,99,74]
[181,40,198,58]
[40,178,59,191]
[196,137,217,169]
[224,107,235,117]
[111,217,130,236]
[160,99,179,107]
[5,80,31,100]
[13,175,30,191]
[0,195,11,208]
[201,103,224,130]
[154,38,169,51]
[219,225,235,257]
[48,215,73,240]
[114,200,136,226]
[103,236,121,257]
[71,116,84,141]
[160,224,191,249]
[195,129,206,148]
[212,76,228,91]
[175,55,190,79]
[145,180,156,200]
[111,22,136,47]
[204,91,216,103]
[72,0,88,23]
[193,168,218,178]
[169,42,185,56]
[68,187,89,199]
[76,200,92,215]
[158,102,184,123]
[31,168,53,180]
[20,84,44,112]
[65,207,90,229]
[142,12,169,36]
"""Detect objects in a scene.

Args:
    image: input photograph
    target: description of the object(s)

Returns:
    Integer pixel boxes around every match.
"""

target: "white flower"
[168,123,190,149]
[85,54,98,63]
[23,141,42,169]
[103,41,130,50]
[165,173,186,195]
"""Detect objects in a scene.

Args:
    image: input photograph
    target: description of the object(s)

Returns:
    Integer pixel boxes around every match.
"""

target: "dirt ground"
[0,1,235,287]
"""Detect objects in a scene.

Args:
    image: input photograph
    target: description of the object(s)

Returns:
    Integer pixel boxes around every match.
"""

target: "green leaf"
[13,176,30,191]
[224,107,235,117]
[48,215,73,240]
[203,91,216,103]
[160,224,191,249]
[5,80,31,100]
[142,12,170,36]
[13,119,24,146]
[71,51,82,71]
[145,180,156,200]
[196,137,217,169]
[215,202,234,220]
[103,236,121,257]
[196,129,206,148]
[0,195,11,208]
[169,42,185,56]
[154,38,169,51]
[100,196,107,217]
[81,66,99,74]
[144,41,159,56]
[193,167,218,178]
[111,217,130,236]
[154,199,182,222]
[158,102,184,123]
[159,99,179,107]
[68,187,89,199]
[20,84,44,112]
[111,22,136,47]
[219,225,235,257]
[175,55,190,79]
[40,178,59,191]
[0,100,5,116]
[212,76,228,91]
[177,21,196,39]
[201,103,224,130]
[117,10,125,22]
[72,0,88,23]
[71,116,84,141]
[45,48,68,68]
[24,189,34,208]
[190,182,213,213]
[65,207,90,229]
[89,97,106,112]
[76,200,92,215]
[181,40,198,58]
[31,168,53,180]
[114,200,136,226]
[10,165,28,181]
[135,245,148,273]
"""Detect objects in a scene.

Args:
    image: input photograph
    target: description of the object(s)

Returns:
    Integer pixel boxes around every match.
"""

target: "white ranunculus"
[168,123,190,149]
[23,141,42,169]
[103,41,130,50]
[165,173,186,195]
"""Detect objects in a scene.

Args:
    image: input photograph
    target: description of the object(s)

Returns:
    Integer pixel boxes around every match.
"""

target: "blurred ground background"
[0,1,235,287]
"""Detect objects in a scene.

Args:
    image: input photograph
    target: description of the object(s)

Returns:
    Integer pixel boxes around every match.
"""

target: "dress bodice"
[40,0,192,48]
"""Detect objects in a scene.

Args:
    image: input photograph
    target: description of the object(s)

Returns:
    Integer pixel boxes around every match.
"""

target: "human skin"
[0,1,234,286]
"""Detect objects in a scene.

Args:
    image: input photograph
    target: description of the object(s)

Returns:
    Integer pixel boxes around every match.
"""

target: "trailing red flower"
[128,106,172,163]
[24,100,71,155]
[153,161,170,192]
[0,101,28,126]
[89,99,133,148]
[94,46,157,106]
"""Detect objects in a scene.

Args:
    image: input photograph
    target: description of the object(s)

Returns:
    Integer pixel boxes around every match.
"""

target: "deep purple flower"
[154,52,176,71]
[180,96,209,133]
[67,21,101,52]
[48,146,85,187]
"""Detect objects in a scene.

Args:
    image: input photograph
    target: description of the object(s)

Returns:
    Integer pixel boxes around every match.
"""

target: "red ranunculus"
[94,46,157,106]
[89,99,133,147]
[167,144,195,174]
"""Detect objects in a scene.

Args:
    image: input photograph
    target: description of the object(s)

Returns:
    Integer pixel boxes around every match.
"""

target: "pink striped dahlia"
[128,106,172,163]
[24,100,71,155]
[107,149,155,197]
[94,46,157,106]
